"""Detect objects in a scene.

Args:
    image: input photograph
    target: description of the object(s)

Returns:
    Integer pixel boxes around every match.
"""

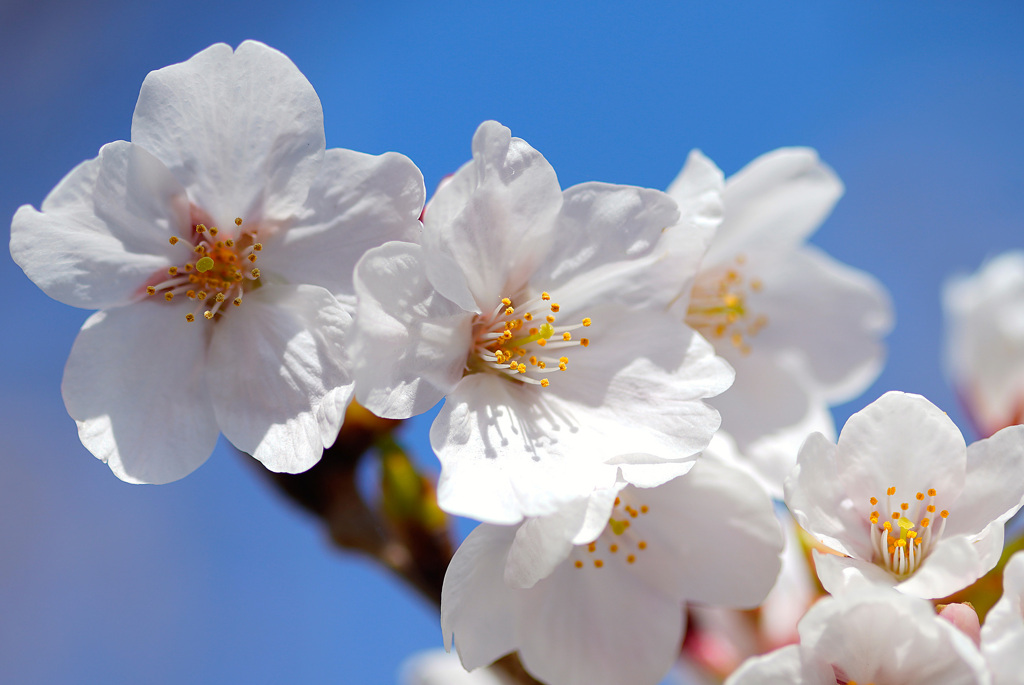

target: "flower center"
[144,218,263,322]
[686,255,767,355]
[572,494,651,570]
[468,291,591,388]
[867,486,949,577]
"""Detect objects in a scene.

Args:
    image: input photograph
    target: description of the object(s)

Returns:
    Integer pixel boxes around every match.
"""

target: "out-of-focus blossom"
[981,551,1024,685]
[400,650,513,685]
[9,41,424,483]
[725,587,990,685]
[440,453,783,685]
[664,148,892,494]
[945,252,1024,438]
[352,120,733,524]
[785,391,1024,599]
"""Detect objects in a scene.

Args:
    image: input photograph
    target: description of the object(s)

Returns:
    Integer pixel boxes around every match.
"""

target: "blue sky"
[2,1,1023,682]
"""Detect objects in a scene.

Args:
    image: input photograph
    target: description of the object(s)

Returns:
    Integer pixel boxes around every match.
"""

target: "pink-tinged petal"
[516,557,684,685]
[811,549,897,596]
[752,245,892,403]
[709,148,842,265]
[208,284,353,473]
[836,392,966,511]
[432,374,602,524]
[531,182,679,293]
[261,148,425,300]
[61,303,219,484]
[896,535,991,599]
[981,551,1024,685]
[785,432,872,559]
[422,121,562,308]
[352,242,471,419]
[627,456,783,607]
[11,141,189,309]
[939,604,982,647]
[440,525,520,669]
[725,645,833,685]
[944,424,1024,538]
[132,41,325,228]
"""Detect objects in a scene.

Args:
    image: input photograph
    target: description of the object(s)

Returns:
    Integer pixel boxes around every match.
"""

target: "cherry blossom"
[9,41,423,483]
[664,148,891,494]
[351,120,733,523]
[944,251,1024,437]
[441,453,783,685]
[785,391,1024,599]
[981,550,1024,685]
[725,587,990,685]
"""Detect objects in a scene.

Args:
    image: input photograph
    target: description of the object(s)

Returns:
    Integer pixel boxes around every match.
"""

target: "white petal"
[503,495,592,589]
[441,524,520,669]
[709,147,843,265]
[400,651,513,685]
[626,456,784,607]
[11,141,189,309]
[351,242,471,419]
[261,148,425,299]
[895,535,990,599]
[516,557,684,685]
[725,645,833,685]
[981,551,1024,685]
[532,182,679,292]
[945,424,1024,538]
[61,303,219,484]
[752,245,892,402]
[811,549,898,596]
[132,41,325,227]
[784,432,872,559]
[836,391,967,512]
[422,121,563,309]
[208,284,353,473]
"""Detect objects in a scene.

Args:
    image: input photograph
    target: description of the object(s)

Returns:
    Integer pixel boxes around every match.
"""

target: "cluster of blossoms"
[12,41,1024,685]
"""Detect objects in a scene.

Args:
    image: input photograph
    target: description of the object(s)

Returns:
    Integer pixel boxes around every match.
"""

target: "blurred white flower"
[945,251,1024,438]
[785,391,1024,599]
[981,551,1024,685]
[725,587,990,685]
[9,41,424,483]
[665,148,892,494]
[352,120,733,524]
[440,452,783,685]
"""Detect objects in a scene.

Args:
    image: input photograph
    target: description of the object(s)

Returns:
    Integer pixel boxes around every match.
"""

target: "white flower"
[440,453,784,685]
[9,41,424,483]
[981,550,1024,685]
[944,251,1024,438]
[665,148,892,494]
[725,587,990,685]
[352,120,733,524]
[785,391,1024,599]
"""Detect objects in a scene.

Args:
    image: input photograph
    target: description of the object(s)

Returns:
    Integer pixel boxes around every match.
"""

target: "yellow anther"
[588,543,596,553]
[626,555,636,564]
[751,279,763,292]
[146,286,156,295]
[731,332,743,348]
[883,521,892,531]
[204,311,213,319]
[517,364,526,374]
[907,531,917,539]
[164,292,174,301]
[234,217,243,226]
[524,312,533,321]
[892,512,900,520]
[558,362,567,371]
[562,332,572,341]
[921,518,930,527]
[185,313,195,322]
[594,560,603,568]
[233,297,242,306]
[640,505,648,514]
[169,236,180,245]
[870,497,878,505]
[248,254,258,262]
[209,226,218,236]
[540,379,550,387]
[928,489,937,497]
[916,492,925,501]
[505,307,514,315]
[225,239,235,247]
[887,487,897,496]
[614,497,621,506]
[940,510,949,518]
[215,293,225,303]
[609,544,618,553]
[637,541,647,550]
[582,318,592,327]
[574,560,583,569]
[901,502,909,511]
[550,303,560,313]
[508,361,518,370]
[546,315,555,323]
[250,268,260,278]
[896,539,907,548]
[195,224,206,233]
[580,338,590,347]
[541,292,550,301]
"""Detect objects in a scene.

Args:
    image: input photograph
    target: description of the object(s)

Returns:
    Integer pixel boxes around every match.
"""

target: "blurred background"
[1,1,1022,682]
